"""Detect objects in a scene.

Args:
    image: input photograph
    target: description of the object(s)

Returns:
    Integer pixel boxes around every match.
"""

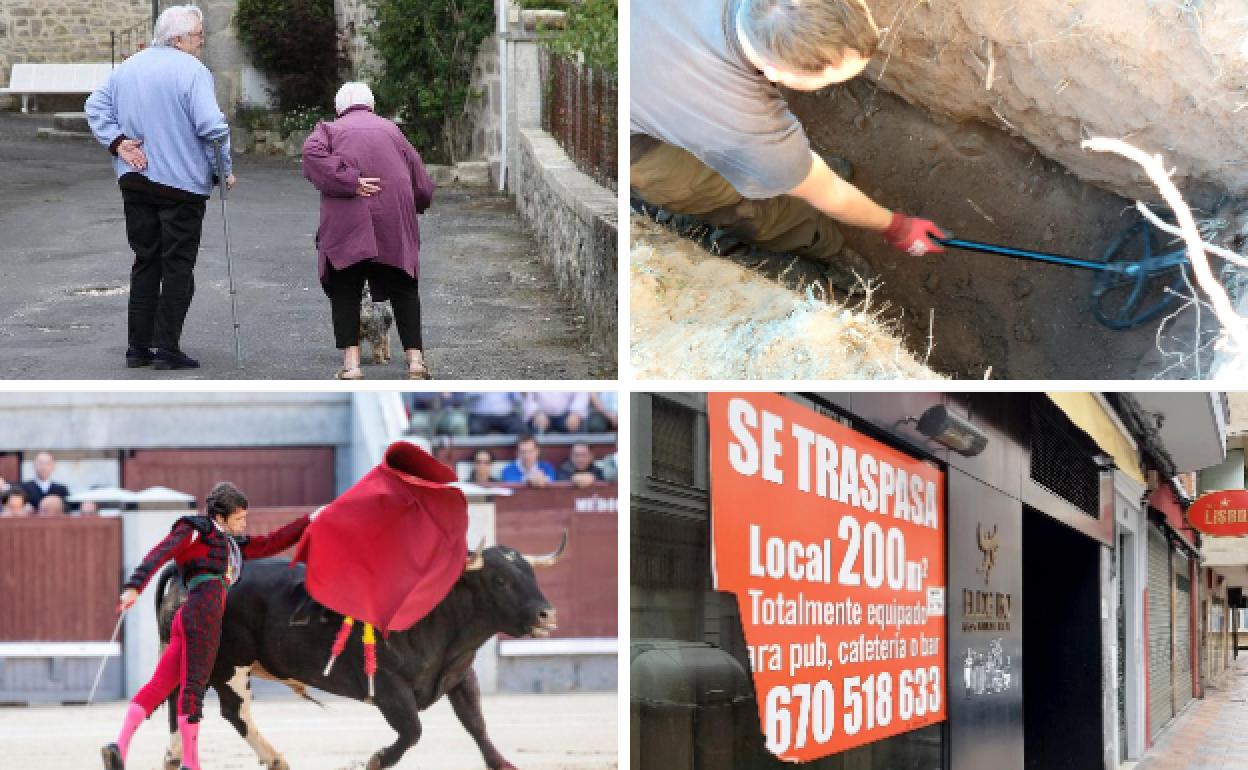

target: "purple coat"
[302,106,435,296]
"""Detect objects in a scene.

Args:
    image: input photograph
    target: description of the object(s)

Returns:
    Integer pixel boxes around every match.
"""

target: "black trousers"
[326,260,423,350]
[121,188,206,351]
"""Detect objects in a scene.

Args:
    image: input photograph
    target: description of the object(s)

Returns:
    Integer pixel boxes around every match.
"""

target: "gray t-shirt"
[630,0,812,199]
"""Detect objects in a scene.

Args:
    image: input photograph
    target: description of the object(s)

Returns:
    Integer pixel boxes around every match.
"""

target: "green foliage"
[235,0,340,111]
[365,0,495,164]
[542,0,617,73]
[281,105,335,135]
[233,105,280,132]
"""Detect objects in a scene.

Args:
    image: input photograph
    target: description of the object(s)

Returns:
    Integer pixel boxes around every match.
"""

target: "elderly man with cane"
[85,4,235,371]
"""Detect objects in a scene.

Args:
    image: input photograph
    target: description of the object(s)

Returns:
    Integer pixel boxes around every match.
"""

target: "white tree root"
[1081,137,1248,355]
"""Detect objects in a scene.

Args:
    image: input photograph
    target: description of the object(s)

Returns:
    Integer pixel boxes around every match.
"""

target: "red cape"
[293,441,467,632]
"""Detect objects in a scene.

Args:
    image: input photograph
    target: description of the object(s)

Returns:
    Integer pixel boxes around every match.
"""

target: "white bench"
[0,62,114,113]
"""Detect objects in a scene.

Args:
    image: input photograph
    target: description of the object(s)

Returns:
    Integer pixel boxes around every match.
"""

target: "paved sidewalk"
[1135,656,1248,770]
[0,111,609,380]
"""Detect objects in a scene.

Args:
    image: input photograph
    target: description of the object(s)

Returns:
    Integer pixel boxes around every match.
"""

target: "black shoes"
[100,743,124,770]
[125,347,154,368]
[154,348,200,370]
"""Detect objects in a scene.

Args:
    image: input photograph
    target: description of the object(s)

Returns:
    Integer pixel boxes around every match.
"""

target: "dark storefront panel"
[1147,526,1173,737]
[1173,552,1194,714]
[1022,507,1103,770]
[947,472,1023,770]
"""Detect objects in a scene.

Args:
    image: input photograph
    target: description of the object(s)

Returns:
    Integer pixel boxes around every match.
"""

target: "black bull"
[151,536,565,770]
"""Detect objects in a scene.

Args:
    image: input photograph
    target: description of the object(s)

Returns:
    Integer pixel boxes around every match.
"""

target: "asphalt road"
[0,112,607,380]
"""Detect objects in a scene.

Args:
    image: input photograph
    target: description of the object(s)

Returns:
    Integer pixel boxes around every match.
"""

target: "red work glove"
[883,212,948,256]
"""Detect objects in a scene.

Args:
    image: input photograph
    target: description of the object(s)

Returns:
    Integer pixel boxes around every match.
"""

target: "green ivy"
[540,0,617,74]
[234,0,340,111]
[365,0,495,165]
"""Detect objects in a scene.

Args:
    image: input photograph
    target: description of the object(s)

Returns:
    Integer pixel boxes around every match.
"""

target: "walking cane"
[87,610,127,707]
[212,139,244,368]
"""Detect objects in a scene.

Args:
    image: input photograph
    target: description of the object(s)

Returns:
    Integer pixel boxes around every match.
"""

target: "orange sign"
[1188,490,1248,537]
[709,393,948,762]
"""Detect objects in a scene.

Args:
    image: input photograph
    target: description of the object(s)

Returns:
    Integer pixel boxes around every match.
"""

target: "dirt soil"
[786,78,1223,379]
[863,0,1248,202]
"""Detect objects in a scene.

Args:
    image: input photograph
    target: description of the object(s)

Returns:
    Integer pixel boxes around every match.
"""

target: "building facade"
[631,391,1228,770]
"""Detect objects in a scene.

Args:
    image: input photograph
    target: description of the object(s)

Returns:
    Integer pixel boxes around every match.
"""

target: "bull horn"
[465,538,487,572]
[522,530,568,568]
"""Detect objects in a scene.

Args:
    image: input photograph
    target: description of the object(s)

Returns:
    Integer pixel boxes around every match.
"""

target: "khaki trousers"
[630,140,844,260]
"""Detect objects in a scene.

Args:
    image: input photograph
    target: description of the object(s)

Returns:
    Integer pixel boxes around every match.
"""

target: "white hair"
[152,5,204,47]
[335,82,375,115]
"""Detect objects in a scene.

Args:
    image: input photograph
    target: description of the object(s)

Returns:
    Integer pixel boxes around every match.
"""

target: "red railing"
[541,50,617,191]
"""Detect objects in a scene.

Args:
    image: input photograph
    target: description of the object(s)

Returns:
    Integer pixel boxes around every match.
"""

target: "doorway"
[1023,506,1104,770]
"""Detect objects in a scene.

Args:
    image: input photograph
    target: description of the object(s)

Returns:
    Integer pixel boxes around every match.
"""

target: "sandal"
[406,351,432,380]
[407,365,432,380]
[334,366,363,380]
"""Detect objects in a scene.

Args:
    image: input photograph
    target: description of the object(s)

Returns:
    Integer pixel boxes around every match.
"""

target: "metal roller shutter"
[1147,527,1173,737]
[1173,552,1194,713]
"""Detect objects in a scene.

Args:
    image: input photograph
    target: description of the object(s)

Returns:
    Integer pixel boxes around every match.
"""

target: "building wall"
[0,0,149,107]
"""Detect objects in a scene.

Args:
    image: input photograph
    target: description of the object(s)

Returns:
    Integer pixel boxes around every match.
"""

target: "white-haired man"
[85,4,235,371]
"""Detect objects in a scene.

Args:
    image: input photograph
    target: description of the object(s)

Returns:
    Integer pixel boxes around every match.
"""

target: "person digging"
[631,0,948,296]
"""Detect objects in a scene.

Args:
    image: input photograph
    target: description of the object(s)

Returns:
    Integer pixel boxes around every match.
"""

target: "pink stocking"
[115,701,147,762]
[177,716,201,770]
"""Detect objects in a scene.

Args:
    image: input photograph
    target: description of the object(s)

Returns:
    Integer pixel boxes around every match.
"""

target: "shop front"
[632,392,1121,770]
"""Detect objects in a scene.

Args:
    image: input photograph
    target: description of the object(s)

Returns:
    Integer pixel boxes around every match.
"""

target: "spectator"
[467,393,524,435]
[38,494,66,516]
[21,451,70,510]
[559,442,605,488]
[499,436,556,488]
[407,393,468,436]
[79,500,102,516]
[524,392,590,434]
[587,392,618,433]
[1,489,29,517]
[599,452,618,482]
[470,450,496,484]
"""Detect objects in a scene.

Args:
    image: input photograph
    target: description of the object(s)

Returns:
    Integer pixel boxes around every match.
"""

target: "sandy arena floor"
[0,692,618,770]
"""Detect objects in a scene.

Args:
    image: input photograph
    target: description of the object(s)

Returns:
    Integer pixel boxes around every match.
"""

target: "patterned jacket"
[124,513,311,593]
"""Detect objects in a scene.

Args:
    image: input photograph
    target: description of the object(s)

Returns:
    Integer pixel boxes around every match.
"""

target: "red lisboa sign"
[1188,490,1248,537]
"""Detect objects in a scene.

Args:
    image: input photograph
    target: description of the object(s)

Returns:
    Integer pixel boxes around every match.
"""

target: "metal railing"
[110,18,151,66]
[540,49,617,191]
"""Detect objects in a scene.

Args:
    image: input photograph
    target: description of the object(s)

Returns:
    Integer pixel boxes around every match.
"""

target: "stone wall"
[513,126,617,363]
[464,34,503,181]
[0,0,149,108]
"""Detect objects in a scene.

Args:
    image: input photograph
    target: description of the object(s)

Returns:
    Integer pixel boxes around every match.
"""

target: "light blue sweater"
[85,45,232,197]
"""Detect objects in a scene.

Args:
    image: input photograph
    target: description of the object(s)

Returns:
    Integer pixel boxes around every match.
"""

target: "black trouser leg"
[328,261,369,349]
[123,197,163,349]
[152,200,205,351]
[122,191,205,351]
[380,266,423,351]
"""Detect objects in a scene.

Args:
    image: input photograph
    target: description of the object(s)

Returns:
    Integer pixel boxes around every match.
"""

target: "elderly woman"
[303,83,436,379]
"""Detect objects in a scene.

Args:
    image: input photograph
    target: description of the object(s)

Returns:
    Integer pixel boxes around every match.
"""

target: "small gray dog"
[359,284,394,364]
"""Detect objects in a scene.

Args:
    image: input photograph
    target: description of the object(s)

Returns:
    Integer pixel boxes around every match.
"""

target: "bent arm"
[188,68,231,177]
[789,151,893,232]
[84,78,125,155]
[302,122,362,198]
[124,522,192,593]
[238,513,311,559]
